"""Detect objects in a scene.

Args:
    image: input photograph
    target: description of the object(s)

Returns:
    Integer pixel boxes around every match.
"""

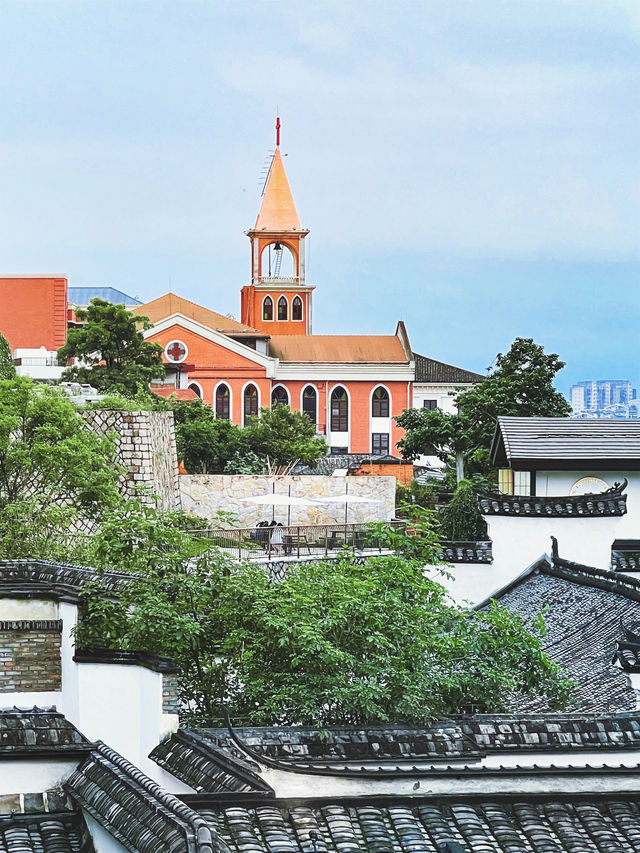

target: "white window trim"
[300,383,317,426]
[241,381,261,424]
[291,295,304,322]
[328,383,351,450]
[262,295,274,322]
[270,383,290,408]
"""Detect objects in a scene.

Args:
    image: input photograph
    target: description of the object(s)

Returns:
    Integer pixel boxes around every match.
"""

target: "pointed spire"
[254,127,302,232]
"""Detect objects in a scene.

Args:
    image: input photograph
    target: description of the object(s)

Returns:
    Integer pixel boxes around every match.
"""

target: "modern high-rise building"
[570,379,637,418]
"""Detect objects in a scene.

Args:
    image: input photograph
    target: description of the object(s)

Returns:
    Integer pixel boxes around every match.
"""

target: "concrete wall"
[180,474,396,526]
[82,410,181,510]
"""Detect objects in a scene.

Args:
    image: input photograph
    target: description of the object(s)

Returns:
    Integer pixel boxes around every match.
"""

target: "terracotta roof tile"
[269,335,408,363]
[152,386,200,402]
[133,293,264,337]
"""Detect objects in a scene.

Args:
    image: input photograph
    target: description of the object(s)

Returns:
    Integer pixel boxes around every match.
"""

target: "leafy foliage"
[173,401,247,474]
[77,506,574,726]
[397,338,571,479]
[242,405,327,471]
[0,377,122,559]
[0,333,15,380]
[0,377,121,513]
[439,479,487,541]
[57,299,164,395]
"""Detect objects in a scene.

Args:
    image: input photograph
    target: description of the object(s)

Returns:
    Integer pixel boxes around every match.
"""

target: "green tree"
[243,405,327,471]
[397,338,570,481]
[76,507,573,726]
[0,377,122,556]
[439,479,486,541]
[0,333,15,380]
[57,299,164,395]
[171,400,249,474]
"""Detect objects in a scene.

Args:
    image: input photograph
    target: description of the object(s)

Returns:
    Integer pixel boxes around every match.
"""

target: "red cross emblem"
[165,340,187,362]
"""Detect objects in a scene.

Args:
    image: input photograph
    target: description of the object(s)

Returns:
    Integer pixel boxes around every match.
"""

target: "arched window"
[188,383,202,399]
[302,386,317,424]
[215,384,230,420]
[277,296,288,321]
[372,386,390,418]
[263,296,273,321]
[330,387,348,432]
[243,384,259,425]
[271,386,289,408]
[292,295,303,321]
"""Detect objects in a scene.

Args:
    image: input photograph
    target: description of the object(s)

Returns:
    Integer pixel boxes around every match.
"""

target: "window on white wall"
[423,399,438,410]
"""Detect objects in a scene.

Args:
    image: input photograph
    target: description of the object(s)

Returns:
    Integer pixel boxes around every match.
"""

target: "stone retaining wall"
[82,410,180,510]
[179,474,396,527]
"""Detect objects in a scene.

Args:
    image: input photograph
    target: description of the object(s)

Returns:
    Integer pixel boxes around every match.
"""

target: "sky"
[0,1,638,393]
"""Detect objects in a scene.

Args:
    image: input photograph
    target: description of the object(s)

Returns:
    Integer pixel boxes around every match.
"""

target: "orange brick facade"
[0,277,67,351]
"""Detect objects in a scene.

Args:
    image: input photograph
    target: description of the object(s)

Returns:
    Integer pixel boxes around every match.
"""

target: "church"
[135,121,415,456]
[0,120,483,456]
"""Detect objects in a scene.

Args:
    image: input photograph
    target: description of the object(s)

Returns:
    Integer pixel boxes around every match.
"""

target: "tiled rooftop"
[66,741,228,853]
[440,542,492,564]
[199,800,640,853]
[482,556,640,712]
[479,481,628,517]
[0,812,95,853]
[0,559,132,602]
[0,707,89,754]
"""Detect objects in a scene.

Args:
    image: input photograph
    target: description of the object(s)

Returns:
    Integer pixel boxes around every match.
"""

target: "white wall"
[0,760,79,795]
[434,562,507,607]
[84,814,131,853]
[412,382,473,414]
[485,514,620,586]
[535,470,640,538]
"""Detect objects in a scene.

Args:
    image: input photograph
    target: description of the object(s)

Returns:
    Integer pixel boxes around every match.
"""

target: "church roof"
[253,148,302,232]
[413,352,485,384]
[133,293,265,338]
[268,335,409,363]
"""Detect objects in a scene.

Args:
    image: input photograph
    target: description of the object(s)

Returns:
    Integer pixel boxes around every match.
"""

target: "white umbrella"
[242,491,318,524]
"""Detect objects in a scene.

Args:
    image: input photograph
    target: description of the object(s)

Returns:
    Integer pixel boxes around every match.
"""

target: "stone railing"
[479,480,628,518]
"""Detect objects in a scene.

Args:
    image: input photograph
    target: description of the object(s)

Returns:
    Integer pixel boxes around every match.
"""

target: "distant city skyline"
[0,1,637,393]
[570,378,638,418]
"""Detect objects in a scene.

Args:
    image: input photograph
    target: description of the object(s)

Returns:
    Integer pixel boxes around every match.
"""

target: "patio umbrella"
[243,491,318,525]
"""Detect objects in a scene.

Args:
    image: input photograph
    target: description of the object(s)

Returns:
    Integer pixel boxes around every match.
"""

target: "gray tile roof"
[479,480,628,517]
[0,707,90,755]
[440,542,492,563]
[198,800,640,853]
[491,416,640,469]
[0,559,133,603]
[66,741,229,853]
[0,812,95,852]
[156,712,640,790]
[151,730,272,795]
[413,353,485,385]
[611,540,640,572]
[480,555,640,712]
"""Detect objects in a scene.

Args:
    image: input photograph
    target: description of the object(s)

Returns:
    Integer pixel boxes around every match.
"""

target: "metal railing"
[190,521,405,561]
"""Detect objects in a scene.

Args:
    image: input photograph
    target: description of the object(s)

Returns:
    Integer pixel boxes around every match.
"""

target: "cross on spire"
[276,116,281,147]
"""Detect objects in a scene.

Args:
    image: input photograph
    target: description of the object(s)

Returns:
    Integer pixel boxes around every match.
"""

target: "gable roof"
[478,554,640,713]
[152,386,200,402]
[253,148,303,232]
[133,294,265,338]
[491,416,640,470]
[269,335,409,364]
[413,352,485,384]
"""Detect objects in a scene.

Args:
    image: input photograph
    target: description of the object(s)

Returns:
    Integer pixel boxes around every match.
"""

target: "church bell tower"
[241,118,314,335]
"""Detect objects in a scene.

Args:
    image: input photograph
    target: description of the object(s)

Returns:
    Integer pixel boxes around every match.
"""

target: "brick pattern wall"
[0,620,62,693]
[82,410,181,510]
[162,672,180,715]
